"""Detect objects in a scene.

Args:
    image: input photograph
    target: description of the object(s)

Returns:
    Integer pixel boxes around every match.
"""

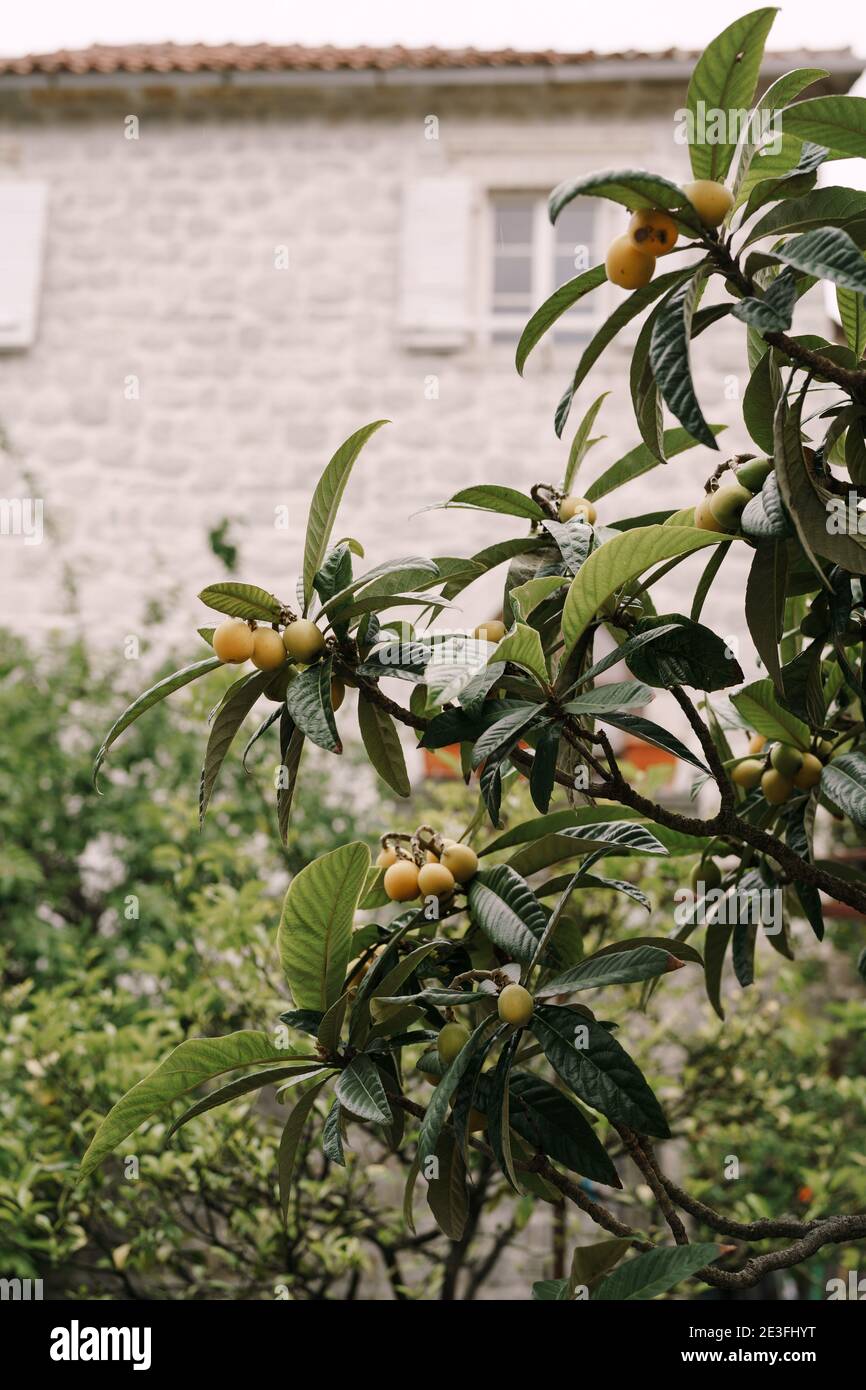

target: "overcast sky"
[2,0,865,59]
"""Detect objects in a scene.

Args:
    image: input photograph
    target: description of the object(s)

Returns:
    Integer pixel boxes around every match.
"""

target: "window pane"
[553,197,595,287]
[494,255,532,296]
[493,198,534,249]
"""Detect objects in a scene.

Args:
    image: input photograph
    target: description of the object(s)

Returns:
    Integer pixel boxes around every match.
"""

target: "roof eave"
[1,53,862,92]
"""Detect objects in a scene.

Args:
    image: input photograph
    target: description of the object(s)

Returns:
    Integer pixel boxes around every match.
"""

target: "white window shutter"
[0,182,48,349]
[398,178,474,350]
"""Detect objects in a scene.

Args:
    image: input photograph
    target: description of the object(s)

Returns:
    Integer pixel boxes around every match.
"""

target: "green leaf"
[743,350,781,453]
[515,265,607,374]
[685,7,778,182]
[467,866,548,963]
[731,677,810,747]
[554,270,693,437]
[278,1075,333,1221]
[302,420,389,612]
[595,712,709,773]
[650,272,717,448]
[592,1243,722,1301]
[626,613,743,692]
[780,95,866,159]
[570,1238,632,1292]
[821,753,866,827]
[277,842,371,1011]
[167,1064,326,1139]
[440,536,548,602]
[199,670,273,824]
[489,623,550,687]
[335,1055,392,1125]
[93,657,221,785]
[541,518,595,576]
[508,576,569,622]
[285,656,341,754]
[426,1131,469,1239]
[564,392,609,493]
[731,267,797,332]
[732,67,830,199]
[561,525,725,660]
[198,581,282,621]
[743,185,866,248]
[539,946,688,997]
[532,1004,670,1137]
[564,681,653,716]
[491,1072,621,1187]
[322,1099,346,1166]
[549,170,693,222]
[570,624,684,687]
[486,1034,522,1192]
[745,542,787,690]
[776,227,866,294]
[530,724,560,814]
[837,282,866,358]
[508,820,673,877]
[417,1021,495,1170]
[80,1031,307,1178]
[277,711,305,845]
[357,693,410,797]
[432,484,544,521]
[774,391,866,572]
[471,702,545,769]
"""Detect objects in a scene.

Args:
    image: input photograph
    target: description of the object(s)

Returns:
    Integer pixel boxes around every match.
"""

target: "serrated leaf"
[731,677,811,747]
[277,842,371,1011]
[564,680,653,716]
[589,428,722,511]
[485,1071,621,1187]
[432,484,544,521]
[302,421,388,612]
[685,7,778,182]
[821,753,866,827]
[417,1020,496,1170]
[777,226,866,293]
[650,271,717,448]
[780,95,866,159]
[592,1243,722,1301]
[627,613,743,692]
[335,1055,392,1125]
[516,265,607,374]
[426,1131,469,1239]
[285,656,341,754]
[93,657,221,785]
[165,1063,325,1140]
[277,709,305,845]
[198,581,282,621]
[81,1031,309,1178]
[539,946,689,997]
[357,693,410,797]
[467,866,547,963]
[200,669,273,824]
[550,170,694,222]
[488,624,550,687]
[279,1076,333,1220]
[322,1098,346,1165]
[532,1003,670,1137]
[596,712,710,773]
[561,525,724,660]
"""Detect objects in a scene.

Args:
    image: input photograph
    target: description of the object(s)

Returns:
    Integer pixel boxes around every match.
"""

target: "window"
[489,192,598,347]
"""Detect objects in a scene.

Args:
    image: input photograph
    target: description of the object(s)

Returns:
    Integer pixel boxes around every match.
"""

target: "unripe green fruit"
[771,743,804,779]
[731,758,764,791]
[497,983,534,1027]
[213,618,255,664]
[283,619,326,663]
[735,458,774,494]
[438,1022,471,1064]
[708,481,753,533]
[690,859,721,893]
[440,841,479,884]
[251,627,287,671]
[694,494,728,533]
[793,752,823,791]
[762,768,793,805]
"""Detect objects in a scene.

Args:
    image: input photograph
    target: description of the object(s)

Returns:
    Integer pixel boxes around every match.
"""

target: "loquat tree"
[81,9,866,1300]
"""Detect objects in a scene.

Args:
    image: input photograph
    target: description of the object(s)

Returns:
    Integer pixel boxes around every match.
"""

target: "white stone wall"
[0,76,832,695]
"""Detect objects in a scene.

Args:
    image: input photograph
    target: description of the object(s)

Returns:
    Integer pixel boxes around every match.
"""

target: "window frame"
[482,188,604,350]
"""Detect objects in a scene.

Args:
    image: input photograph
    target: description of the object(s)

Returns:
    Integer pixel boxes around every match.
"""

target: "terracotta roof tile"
[0,41,859,79]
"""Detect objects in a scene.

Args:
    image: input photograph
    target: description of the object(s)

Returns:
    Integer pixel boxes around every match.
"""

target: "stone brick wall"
[0,75,832,704]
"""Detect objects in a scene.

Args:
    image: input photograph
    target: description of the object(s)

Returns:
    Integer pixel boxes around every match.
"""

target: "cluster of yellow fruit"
[605,180,734,291]
[732,733,824,806]
[377,833,479,903]
[694,458,775,534]
[211,616,346,707]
